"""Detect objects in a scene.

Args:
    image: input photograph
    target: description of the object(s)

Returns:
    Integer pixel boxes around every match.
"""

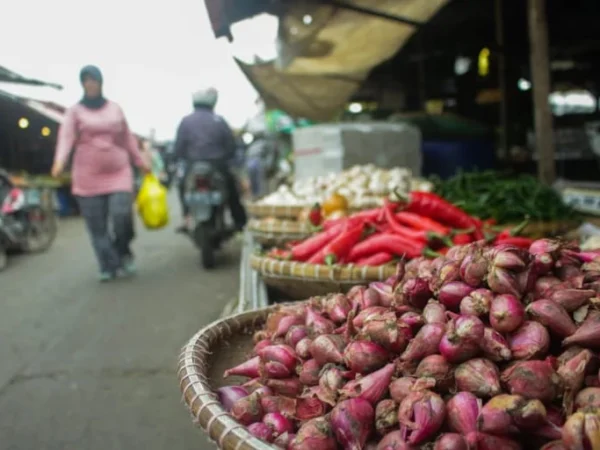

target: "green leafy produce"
[431,171,579,223]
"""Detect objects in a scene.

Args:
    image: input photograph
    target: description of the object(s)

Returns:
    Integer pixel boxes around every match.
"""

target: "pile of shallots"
[218,239,600,450]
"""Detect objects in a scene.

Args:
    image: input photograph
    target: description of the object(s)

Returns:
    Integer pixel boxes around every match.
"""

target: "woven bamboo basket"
[178,305,281,450]
[247,218,313,246]
[250,255,396,299]
[505,219,581,239]
[246,203,305,220]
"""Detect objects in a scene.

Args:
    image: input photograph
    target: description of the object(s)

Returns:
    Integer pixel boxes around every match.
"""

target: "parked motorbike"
[181,162,235,269]
[0,171,58,272]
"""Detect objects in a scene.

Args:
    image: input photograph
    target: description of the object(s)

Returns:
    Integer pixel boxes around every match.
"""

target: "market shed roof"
[205,0,448,120]
[0,90,65,125]
[0,66,63,89]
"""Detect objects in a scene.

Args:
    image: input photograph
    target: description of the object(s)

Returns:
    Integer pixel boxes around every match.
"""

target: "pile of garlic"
[257,165,433,207]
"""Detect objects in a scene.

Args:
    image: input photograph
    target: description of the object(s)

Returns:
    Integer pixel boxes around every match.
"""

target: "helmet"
[192,87,218,108]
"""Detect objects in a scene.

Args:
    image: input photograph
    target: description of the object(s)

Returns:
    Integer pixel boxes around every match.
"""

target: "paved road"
[0,196,240,450]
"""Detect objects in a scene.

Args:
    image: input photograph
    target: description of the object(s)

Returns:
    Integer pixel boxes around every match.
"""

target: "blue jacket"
[174,108,236,164]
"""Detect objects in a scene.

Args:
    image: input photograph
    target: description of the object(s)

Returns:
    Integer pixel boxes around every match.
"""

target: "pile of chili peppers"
[266,192,535,266]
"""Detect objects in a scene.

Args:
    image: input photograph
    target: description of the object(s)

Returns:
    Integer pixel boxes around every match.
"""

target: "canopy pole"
[495,0,508,160]
[528,0,555,184]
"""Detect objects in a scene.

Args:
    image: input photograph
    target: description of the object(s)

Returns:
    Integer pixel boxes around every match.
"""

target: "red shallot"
[508,321,551,360]
[295,338,312,360]
[438,281,475,311]
[563,310,600,348]
[480,327,512,362]
[423,301,447,324]
[289,416,337,450]
[274,432,295,449]
[540,441,568,450]
[562,409,600,450]
[317,366,345,406]
[259,395,296,418]
[295,397,327,421]
[389,377,436,404]
[263,412,294,437]
[455,358,501,398]
[376,430,415,450]
[478,394,545,434]
[286,325,309,348]
[273,314,305,338]
[549,287,595,312]
[298,359,321,386]
[467,432,523,450]
[306,307,335,334]
[231,391,264,425]
[415,355,453,392]
[310,334,345,366]
[527,299,577,337]
[501,359,561,403]
[331,398,375,450]
[375,399,399,436]
[439,314,484,363]
[367,283,393,308]
[487,267,522,297]
[558,348,596,414]
[401,278,433,309]
[339,363,395,405]
[401,323,445,361]
[446,391,480,435]
[324,293,352,324]
[216,386,249,412]
[489,294,525,333]
[576,387,600,411]
[224,356,261,379]
[258,344,299,378]
[254,339,273,355]
[434,433,468,450]
[266,378,303,397]
[248,422,274,442]
[398,390,446,445]
[460,288,493,317]
[344,341,389,374]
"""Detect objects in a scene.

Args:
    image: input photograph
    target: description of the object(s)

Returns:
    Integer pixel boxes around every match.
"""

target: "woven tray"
[505,219,581,239]
[247,218,313,246]
[246,203,305,220]
[250,255,396,300]
[178,305,280,450]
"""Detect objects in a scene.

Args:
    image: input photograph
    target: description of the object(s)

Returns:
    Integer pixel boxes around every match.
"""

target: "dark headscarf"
[79,65,107,109]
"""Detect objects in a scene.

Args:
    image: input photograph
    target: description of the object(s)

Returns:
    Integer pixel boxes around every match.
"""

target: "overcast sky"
[0,0,277,139]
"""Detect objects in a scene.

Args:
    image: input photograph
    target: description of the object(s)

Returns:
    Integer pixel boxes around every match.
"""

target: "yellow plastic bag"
[136,174,169,229]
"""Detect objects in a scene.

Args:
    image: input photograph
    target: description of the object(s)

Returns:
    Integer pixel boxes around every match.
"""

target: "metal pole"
[528,0,556,184]
[495,0,509,160]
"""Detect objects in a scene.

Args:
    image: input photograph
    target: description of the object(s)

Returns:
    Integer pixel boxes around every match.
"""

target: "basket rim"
[249,254,397,283]
[178,305,281,450]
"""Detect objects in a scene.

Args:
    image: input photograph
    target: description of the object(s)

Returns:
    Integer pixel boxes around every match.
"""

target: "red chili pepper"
[356,252,393,266]
[400,191,483,239]
[495,236,534,249]
[308,203,322,227]
[291,222,345,261]
[324,223,365,265]
[494,217,531,241]
[322,208,382,230]
[452,233,473,245]
[394,211,449,235]
[347,233,424,261]
[384,206,450,245]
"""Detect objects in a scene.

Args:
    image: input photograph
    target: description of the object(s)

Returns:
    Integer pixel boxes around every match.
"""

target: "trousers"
[77,192,135,273]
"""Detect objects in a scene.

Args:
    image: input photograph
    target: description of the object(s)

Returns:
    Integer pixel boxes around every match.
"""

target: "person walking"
[51,65,150,282]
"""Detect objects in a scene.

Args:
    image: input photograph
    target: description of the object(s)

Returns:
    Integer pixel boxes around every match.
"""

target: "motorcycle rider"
[173,87,247,232]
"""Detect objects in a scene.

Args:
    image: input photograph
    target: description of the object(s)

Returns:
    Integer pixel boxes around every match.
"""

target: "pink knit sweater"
[54,101,146,196]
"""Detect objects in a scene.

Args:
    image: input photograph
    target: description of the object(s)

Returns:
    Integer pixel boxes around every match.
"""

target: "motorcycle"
[0,171,58,271]
[181,162,235,269]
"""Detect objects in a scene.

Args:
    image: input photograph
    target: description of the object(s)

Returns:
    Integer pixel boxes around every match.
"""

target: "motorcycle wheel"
[196,223,216,269]
[22,209,58,253]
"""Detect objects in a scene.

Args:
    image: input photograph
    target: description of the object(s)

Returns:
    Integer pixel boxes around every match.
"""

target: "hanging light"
[348,103,363,114]
[302,14,313,25]
[41,126,51,137]
[18,117,29,129]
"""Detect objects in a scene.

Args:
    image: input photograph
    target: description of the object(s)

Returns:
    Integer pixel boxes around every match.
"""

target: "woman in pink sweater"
[51,65,150,282]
